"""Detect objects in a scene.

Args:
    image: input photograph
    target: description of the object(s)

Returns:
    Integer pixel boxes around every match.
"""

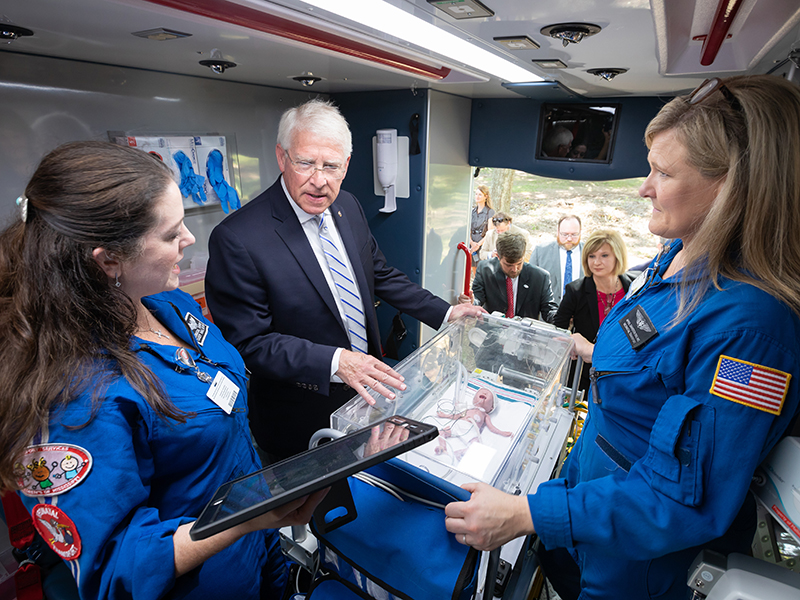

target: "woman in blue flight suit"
[0,142,325,599]
[443,74,800,600]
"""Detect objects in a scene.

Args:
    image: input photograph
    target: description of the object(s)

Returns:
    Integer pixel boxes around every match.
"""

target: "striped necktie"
[317,214,369,354]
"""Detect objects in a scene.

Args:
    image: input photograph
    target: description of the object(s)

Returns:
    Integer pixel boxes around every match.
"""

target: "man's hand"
[444,482,534,551]
[448,303,487,322]
[457,292,474,305]
[364,420,409,457]
[336,350,406,405]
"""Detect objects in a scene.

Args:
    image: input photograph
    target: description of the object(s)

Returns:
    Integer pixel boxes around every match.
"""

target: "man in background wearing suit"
[205,99,484,459]
[464,232,557,323]
[528,215,584,304]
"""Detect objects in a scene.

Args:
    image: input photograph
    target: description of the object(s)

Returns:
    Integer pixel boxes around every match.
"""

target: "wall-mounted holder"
[372,133,410,213]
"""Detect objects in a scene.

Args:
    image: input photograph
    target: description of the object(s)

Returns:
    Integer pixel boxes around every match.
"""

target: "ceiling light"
[132,28,192,41]
[532,59,568,69]
[587,68,628,81]
[541,23,602,47]
[301,0,542,83]
[199,49,237,74]
[0,24,33,44]
[494,36,540,51]
[427,0,494,20]
[291,71,323,86]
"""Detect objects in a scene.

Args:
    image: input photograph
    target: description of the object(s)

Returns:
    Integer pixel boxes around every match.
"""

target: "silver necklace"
[148,328,169,339]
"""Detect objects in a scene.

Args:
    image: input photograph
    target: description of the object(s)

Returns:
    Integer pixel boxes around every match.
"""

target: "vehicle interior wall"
[469,96,669,181]
[0,52,312,268]
[332,88,431,359]
[0,52,473,360]
[422,90,472,346]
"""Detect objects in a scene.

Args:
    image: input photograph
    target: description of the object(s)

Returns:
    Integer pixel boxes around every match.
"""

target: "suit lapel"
[272,191,345,332]
[515,268,531,314]
[584,276,600,327]
[493,263,509,311]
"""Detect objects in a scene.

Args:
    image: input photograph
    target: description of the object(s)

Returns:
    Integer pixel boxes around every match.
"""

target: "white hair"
[277,99,353,158]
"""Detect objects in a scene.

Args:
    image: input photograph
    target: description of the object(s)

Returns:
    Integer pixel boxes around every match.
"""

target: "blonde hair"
[645,75,800,319]
[582,229,628,276]
[476,185,493,209]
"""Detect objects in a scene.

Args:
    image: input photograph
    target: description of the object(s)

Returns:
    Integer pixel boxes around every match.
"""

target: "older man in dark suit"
[465,232,558,322]
[206,99,484,459]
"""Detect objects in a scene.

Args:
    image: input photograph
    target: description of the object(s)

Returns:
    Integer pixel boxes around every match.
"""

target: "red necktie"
[506,276,514,318]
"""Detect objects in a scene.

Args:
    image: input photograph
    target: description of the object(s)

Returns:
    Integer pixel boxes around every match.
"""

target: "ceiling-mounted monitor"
[536,103,620,164]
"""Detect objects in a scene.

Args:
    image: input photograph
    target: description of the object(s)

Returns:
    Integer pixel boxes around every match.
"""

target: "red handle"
[456,242,472,296]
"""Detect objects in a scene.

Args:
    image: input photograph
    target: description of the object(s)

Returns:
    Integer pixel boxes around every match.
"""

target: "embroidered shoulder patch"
[17,444,93,497]
[709,355,791,415]
[31,504,82,560]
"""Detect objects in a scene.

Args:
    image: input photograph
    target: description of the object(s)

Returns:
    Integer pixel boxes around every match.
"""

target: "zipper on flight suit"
[588,366,624,405]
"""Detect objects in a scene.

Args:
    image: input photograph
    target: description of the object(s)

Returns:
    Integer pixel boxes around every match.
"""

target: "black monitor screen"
[537,103,620,163]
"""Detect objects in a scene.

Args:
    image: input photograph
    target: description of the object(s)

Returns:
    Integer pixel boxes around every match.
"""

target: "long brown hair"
[476,185,493,210]
[645,75,800,320]
[0,141,188,492]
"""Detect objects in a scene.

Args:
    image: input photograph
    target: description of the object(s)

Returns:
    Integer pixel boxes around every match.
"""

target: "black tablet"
[190,415,438,540]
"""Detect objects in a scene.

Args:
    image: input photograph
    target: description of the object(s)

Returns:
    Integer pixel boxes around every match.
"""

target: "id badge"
[207,371,240,414]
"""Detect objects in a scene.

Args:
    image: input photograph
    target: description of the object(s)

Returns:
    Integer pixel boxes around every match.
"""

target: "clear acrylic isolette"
[331,314,575,495]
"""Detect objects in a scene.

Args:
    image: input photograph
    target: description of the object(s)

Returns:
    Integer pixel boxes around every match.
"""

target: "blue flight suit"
[18,290,287,600]
[528,241,800,599]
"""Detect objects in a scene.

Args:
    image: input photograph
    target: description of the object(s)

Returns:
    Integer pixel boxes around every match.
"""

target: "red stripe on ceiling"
[143,0,451,80]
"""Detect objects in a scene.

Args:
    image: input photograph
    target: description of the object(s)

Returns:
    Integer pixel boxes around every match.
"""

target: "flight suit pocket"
[642,395,711,507]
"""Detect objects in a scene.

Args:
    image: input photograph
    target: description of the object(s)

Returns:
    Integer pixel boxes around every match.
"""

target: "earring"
[114,273,121,288]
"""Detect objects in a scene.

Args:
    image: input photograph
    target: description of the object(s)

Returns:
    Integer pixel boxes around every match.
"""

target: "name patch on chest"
[618,305,658,350]
[184,311,209,346]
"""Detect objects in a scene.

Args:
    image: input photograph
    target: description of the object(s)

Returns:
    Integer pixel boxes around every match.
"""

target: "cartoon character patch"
[31,504,82,560]
[710,355,791,415]
[184,311,209,346]
[17,444,93,497]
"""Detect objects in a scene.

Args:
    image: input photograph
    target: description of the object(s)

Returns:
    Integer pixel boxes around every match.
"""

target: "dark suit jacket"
[205,179,449,457]
[553,273,633,391]
[528,240,584,304]
[472,259,558,323]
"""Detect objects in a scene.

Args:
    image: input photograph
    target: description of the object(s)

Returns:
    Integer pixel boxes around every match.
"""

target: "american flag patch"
[709,355,791,415]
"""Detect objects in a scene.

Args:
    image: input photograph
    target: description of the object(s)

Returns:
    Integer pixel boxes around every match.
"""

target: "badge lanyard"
[139,304,241,414]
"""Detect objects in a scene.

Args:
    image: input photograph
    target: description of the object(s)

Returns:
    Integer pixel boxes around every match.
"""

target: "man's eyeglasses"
[688,78,744,115]
[559,232,580,239]
[285,150,346,180]
[492,217,510,224]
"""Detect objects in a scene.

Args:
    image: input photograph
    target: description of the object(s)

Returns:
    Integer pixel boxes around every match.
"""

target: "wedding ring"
[462,534,467,545]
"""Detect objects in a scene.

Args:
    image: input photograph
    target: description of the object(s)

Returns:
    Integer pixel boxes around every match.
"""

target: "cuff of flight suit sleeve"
[528,478,572,550]
[133,517,194,598]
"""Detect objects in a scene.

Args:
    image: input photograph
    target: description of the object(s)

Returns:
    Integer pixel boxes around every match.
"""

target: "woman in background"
[469,185,495,270]
[553,229,632,393]
[0,141,324,600]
